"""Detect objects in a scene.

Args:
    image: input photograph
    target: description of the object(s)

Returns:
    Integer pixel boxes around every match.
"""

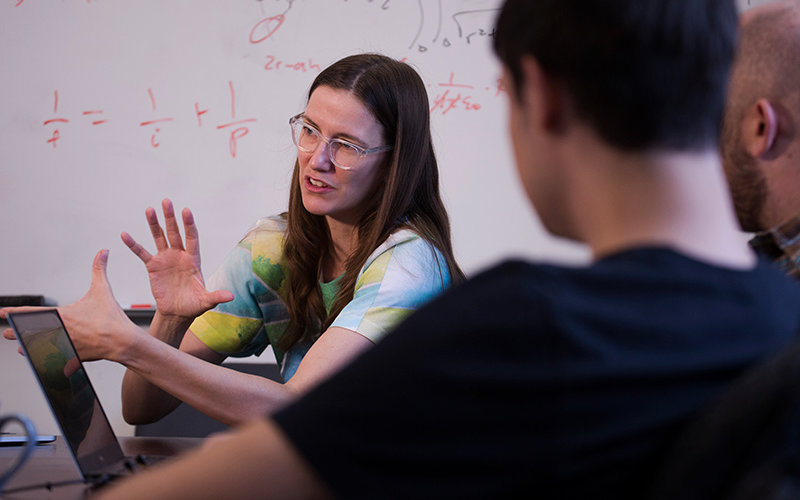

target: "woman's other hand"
[2,249,139,363]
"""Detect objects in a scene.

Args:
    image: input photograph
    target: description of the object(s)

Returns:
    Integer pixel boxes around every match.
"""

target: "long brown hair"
[279,53,464,351]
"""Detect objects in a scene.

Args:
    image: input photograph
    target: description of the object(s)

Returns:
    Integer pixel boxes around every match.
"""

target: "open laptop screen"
[7,310,125,477]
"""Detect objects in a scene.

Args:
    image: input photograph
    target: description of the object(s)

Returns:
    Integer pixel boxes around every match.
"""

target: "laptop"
[6,309,166,485]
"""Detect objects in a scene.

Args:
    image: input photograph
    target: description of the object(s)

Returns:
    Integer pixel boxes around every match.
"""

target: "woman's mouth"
[305,176,333,192]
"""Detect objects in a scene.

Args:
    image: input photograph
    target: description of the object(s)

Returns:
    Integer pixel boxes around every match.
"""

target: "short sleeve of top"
[330,228,452,343]
[189,216,451,376]
[190,216,290,361]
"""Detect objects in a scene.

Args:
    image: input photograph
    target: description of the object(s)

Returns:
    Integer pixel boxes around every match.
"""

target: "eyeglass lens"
[293,120,360,168]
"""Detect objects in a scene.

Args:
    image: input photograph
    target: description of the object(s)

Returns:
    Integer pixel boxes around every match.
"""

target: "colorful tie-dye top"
[189,215,451,381]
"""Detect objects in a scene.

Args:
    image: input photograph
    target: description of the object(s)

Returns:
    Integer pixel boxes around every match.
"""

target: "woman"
[4,53,463,426]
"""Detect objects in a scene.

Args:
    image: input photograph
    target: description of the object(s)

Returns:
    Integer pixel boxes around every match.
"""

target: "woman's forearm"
[121,368,183,424]
[147,310,195,347]
[118,333,299,426]
[119,312,195,424]
[119,326,373,426]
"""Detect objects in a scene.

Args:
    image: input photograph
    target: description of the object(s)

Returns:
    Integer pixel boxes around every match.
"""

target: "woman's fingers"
[63,357,80,378]
[162,198,185,250]
[147,205,169,251]
[88,249,114,295]
[0,306,48,319]
[137,199,196,256]
[207,289,235,308]
[3,327,16,340]
[121,232,153,263]
[182,208,201,258]
[2,328,25,356]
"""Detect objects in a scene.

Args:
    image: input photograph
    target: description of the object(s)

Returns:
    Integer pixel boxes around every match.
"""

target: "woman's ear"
[741,98,778,158]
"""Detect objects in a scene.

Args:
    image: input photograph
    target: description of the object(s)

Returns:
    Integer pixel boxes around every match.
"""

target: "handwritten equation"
[250,0,499,54]
[43,82,256,158]
[14,0,500,54]
[429,72,506,115]
[15,0,500,54]
[40,71,505,155]
[13,1,504,154]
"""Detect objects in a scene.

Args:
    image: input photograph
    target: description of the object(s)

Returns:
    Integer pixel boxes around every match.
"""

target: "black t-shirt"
[273,248,800,499]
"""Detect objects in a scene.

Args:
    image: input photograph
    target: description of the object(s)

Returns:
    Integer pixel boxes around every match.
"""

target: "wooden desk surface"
[0,436,202,499]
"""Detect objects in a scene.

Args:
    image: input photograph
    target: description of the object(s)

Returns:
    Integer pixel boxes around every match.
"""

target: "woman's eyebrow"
[300,114,366,146]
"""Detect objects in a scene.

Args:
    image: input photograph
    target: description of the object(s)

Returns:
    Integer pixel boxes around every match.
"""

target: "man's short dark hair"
[493,0,738,151]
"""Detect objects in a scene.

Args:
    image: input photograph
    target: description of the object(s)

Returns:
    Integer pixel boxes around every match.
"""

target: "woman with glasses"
[4,53,463,426]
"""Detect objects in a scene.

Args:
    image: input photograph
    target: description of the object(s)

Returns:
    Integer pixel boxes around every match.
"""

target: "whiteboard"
[4,0,755,306]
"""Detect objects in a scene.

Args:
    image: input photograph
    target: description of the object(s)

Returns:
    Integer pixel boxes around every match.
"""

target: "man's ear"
[741,98,778,158]
[518,56,570,134]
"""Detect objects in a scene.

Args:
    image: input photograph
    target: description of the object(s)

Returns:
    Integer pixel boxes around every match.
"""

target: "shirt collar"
[749,213,800,278]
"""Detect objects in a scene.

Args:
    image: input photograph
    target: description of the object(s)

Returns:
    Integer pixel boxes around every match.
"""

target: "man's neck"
[563,135,755,269]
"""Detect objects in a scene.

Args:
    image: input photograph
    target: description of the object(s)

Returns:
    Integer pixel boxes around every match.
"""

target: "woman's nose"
[309,141,334,171]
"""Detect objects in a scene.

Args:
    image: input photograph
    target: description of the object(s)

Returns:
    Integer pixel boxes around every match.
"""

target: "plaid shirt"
[749,214,800,279]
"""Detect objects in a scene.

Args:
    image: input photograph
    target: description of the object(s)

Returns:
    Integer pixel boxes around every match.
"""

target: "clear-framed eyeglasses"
[289,113,392,170]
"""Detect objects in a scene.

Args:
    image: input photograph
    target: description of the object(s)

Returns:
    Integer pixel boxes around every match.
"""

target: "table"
[0,436,202,499]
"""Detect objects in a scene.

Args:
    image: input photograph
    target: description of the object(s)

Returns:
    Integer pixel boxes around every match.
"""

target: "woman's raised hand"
[122,199,233,321]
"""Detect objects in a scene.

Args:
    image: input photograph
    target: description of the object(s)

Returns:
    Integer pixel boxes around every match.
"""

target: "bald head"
[721,0,800,233]
[735,1,800,105]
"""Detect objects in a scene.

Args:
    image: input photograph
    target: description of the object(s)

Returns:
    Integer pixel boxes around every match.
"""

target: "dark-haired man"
[99,1,800,498]
[722,0,800,278]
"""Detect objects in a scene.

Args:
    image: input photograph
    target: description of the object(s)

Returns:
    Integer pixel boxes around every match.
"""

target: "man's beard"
[721,119,768,232]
